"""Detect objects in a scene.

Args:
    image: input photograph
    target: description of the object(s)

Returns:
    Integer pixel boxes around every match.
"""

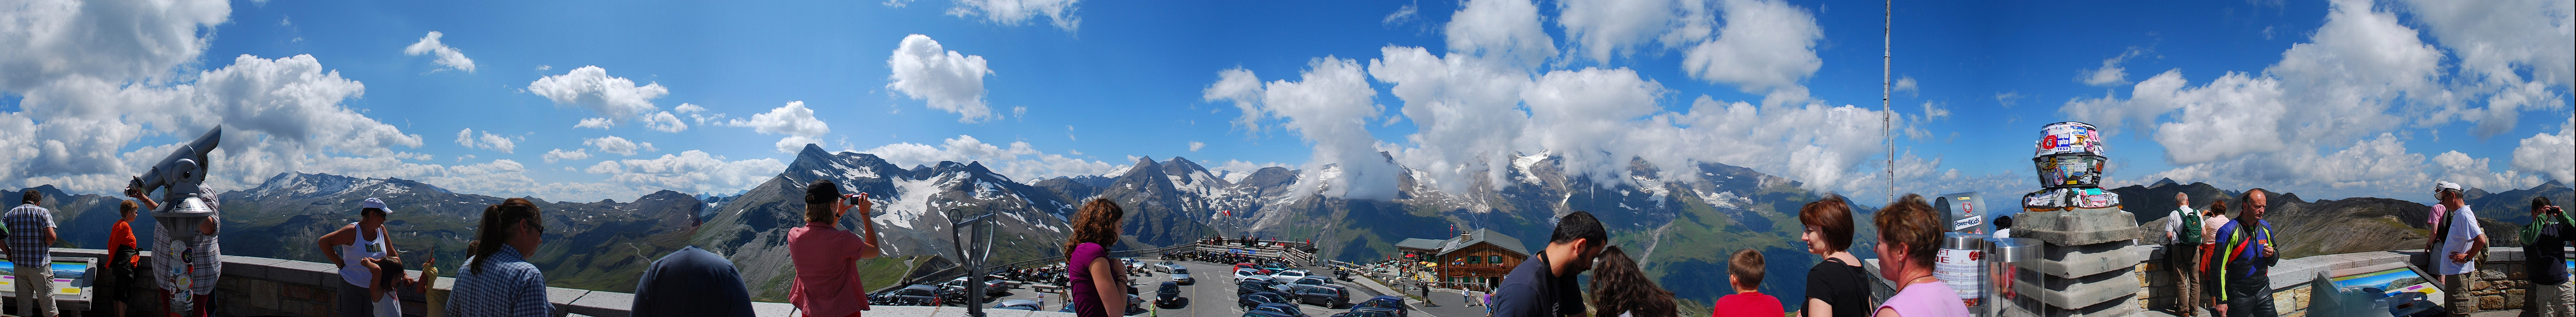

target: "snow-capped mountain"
[688,144,1080,299]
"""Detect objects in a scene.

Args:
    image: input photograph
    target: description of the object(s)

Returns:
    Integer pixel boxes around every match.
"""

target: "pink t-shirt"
[789,223,869,316]
[1879,281,1971,317]
[1709,292,1783,317]
[2427,204,2448,226]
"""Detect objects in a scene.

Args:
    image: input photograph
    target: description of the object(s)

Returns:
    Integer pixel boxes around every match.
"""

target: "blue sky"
[3,0,2569,205]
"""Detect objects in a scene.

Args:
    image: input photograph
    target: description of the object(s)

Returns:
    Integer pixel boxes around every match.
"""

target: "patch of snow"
[1696,190,1747,209]
[1513,153,1550,184]
[876,176,944,230]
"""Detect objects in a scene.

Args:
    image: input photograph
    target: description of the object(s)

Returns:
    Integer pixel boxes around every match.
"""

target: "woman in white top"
[319,198,403,317]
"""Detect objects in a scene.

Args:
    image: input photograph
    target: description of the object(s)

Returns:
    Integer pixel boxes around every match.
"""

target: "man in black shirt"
[1491,211,1608,317]
[2526,198,2572,317]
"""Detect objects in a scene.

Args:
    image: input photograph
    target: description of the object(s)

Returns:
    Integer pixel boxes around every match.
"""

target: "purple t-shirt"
[1067,243,1113,317]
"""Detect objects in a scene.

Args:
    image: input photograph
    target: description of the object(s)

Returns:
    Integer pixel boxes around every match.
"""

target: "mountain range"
[7,145,2568,311]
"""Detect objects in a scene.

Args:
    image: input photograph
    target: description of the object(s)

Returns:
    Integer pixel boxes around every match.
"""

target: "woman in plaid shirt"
[446,198,553,317]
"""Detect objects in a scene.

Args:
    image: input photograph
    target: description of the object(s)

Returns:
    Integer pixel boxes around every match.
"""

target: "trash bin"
[1939,233,1991,312]
[1985,237,2039,317]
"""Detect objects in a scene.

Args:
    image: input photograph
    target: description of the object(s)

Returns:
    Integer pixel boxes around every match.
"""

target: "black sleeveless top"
[1805,257,1873,317]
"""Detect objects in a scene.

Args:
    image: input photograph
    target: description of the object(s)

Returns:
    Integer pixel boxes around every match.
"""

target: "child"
[362,257,430,317]
[1710,249,1783,317]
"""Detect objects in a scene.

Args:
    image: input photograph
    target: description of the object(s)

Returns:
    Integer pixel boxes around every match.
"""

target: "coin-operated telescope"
[130,126,222,236]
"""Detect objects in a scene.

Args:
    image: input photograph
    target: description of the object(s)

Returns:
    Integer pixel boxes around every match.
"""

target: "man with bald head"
[2216,188,2277,317]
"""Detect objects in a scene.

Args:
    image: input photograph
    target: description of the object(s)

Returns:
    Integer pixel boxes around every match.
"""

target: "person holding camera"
[789,180,885,317]
[2525,197,2572,317]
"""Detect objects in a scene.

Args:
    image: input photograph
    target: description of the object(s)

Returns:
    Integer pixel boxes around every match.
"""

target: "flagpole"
[1883,0,1894,204]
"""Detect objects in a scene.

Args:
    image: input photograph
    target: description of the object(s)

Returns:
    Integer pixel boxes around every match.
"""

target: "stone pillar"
[2002,207,2147,317]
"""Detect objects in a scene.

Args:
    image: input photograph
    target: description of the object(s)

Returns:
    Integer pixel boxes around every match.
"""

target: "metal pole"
[1883,0,1895,204]
[950,208,996,317]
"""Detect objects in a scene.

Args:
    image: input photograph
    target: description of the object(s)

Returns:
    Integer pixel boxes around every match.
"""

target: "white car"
[1235,268,1268,283]
[1267,270,1310,283]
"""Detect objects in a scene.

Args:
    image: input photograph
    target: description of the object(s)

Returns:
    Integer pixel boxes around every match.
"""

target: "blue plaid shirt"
[445,245,552,317]
[5,204,55,264]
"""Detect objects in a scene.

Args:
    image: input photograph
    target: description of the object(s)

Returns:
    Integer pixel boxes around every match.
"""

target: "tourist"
[1871,194,1972,317]
[1491,211,1608,317]
[2166,193,2202,316]
[445,198,552,317]
[1991,216,2014,239]
[6,191,60,317]
[635,246,756,317]
[1797,195,1870,317]
[2215,189,2278,317]
[2199,199,2232,316]
[320,198,406,317]
[789,180,884,317]
[359,257,421,317]
[2430,182,2489,315]
[1587,246,1676,317]
[1066,198,1129,317]
[105,199,142,317]
[1710,249,1781,317]
[2524,197,2572,317]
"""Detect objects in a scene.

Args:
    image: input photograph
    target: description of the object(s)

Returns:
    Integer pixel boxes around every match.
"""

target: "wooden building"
[1418,228,1529,291]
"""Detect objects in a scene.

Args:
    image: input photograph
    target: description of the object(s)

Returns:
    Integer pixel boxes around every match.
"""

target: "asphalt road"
[980,260,1389,316]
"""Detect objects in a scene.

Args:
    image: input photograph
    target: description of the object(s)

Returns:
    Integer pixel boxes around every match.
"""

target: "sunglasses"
[525,218,547,235]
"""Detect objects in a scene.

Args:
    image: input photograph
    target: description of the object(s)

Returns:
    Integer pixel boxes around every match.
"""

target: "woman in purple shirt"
[1872,195,1971,317]
[1064,198,1128,317]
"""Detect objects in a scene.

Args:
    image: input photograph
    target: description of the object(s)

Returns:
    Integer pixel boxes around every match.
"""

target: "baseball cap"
[361,198,390,213]
[2434,181,2463,193]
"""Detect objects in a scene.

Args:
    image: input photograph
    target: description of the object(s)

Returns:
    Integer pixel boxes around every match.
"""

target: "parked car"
[1273,276,1330,294]
[1155,281,1185,308]
[1252,302,1309,317]
[1352,296,1409,317]
[1246,311,1304,317]
[1267,270,1311,284]
[1296,285,1350,309]
[874,284,942,306]
[991,299,1042,311]
[1171,267,1196,285]
[1152,261,1185,273]
[1239,291,1292,309]
[940,276,1011,297]
[1333,308,1400,317]
[1237,280,1277,296]
[1235,268,1270,283]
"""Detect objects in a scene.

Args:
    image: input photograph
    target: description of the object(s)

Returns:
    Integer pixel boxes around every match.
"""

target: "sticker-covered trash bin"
[1986,237,2040,317]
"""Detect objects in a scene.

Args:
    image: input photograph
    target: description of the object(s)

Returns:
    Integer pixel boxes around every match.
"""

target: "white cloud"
[723,101,830,153]
[1382,3,1420,27]
[583,136,655,156]
[1920,101,1950,120]
[0,0,230,93]
[859,135,1118,179]
[941,0,1082,32]
[1520,67,1667,185]
[1204,68,1267,131]
[1203,58,1398,199]
[527,65,671,126]
[1189,141,1206,152]
[1444,0,1558,67]
[3,54,431,193]
[541,148,591,164]
[2432,150,2544,191]
[642,111,687,133]
[1367,46,1532,193]
[2078,47,2145,87]
[584,150,788,198]
[2512,118,2575,183]
[1682,0,1822,100]
[574,118,615,129]
[1555,0,1684,64]
[2396,0,2575,137]
[1893,75,1919,96]
[401,31,476,73]
[886,34,999,122]
[454,128,515,153]
[674,103,707,113]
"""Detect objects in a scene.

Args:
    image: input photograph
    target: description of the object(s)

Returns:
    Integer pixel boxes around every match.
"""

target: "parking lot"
[978,260,1396,316]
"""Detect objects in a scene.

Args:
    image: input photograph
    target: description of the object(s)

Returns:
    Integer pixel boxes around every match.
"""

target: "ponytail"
[469,198,541,272]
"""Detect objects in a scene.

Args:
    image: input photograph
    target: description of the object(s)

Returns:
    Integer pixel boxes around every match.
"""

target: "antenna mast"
[1883,0,1893,204]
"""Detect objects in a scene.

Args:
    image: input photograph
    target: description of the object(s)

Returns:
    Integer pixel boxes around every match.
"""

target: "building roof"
[1394,238,1448,251]
[1439,228,1531,257]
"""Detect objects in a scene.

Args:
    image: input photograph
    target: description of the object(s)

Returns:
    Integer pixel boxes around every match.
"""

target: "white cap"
[361,198,389,213]
[2434,181,2463,193]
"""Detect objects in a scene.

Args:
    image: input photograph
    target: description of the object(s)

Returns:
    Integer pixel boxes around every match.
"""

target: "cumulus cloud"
[0,0,230,93]
[2396,0,2574,137]
[1682,0,1824,106]
[940,0,1082,32]
[642,111,687,133]
[583,136,655,155]
[1367,46,1532,193]
[860,135,1119,179]
[527,65,671,126]
[402,31,476,73]
[541,148,591,164]
[1189,141,1206,152]
[2511,118,2574,183]
[1203,58,1398,200]
[584,151,788,198]
[721,101,831,152]
[455,128,515,153]
[886,34,999,122]
[1444,0,1558,67]
[2432,150,2544,191]
[3,54,429,193]
[1555,0,1684,64]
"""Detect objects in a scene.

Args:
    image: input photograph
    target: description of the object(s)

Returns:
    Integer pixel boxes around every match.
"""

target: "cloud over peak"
[887,34,999,123]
